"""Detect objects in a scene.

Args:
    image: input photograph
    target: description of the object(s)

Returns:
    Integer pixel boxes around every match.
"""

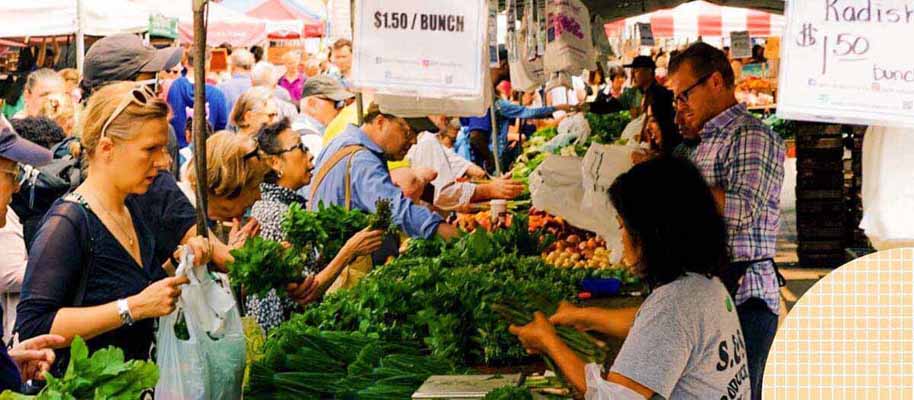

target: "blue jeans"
[737,298,778,400]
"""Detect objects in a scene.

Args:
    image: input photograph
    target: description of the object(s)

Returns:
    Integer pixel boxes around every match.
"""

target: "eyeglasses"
[100,85,156,138]
[318,97,346,110]
[0,164,24,187]
[675,73,713,105]
[270,142,308,156]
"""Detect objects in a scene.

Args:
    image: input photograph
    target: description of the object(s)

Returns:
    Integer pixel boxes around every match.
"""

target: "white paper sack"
[529,154,623,264]
[859,126,914,250]
[543,0,596,76]
[509,9,545,92]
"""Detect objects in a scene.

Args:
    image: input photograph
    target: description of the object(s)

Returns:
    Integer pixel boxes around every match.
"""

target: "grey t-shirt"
[610,273,751,400]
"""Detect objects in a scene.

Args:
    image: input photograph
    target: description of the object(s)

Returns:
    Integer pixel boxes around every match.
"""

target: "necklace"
[86,192,136,247]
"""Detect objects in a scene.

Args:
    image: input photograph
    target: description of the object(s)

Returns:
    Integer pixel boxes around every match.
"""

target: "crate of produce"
[796,172,844,189]
[798,240,845,253]
[795,123,843,137]
[796,189,844,200]
[797,200,846,215]
[797,157,844,173]
[798,251,847,268]
[796,135,844,149]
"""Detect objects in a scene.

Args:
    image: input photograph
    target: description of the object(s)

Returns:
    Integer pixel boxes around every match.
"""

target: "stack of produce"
[0,337,158,400]
[247,325,458,399]
[297,215,615,367]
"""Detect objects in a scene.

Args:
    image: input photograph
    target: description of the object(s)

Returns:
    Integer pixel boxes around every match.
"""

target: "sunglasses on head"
[100,85,156,138]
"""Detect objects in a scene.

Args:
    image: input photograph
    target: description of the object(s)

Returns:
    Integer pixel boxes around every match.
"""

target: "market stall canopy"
[131,0,268,47]
[581,0,784,21]
[0,0,148,38]
[245,0,325,38]
[604,0,786,40]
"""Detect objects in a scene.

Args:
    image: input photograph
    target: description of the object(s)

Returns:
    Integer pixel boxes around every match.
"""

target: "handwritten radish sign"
[778,0,914,128]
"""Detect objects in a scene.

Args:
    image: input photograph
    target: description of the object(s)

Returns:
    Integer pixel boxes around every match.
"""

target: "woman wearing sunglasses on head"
[185,130,271,247]
[230,87,280,138]
[509,157,750,400]
[245,118,383,332]
[16,82,213,371]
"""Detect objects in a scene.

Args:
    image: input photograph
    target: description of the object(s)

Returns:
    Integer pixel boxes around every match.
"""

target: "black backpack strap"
[61,194,94,306]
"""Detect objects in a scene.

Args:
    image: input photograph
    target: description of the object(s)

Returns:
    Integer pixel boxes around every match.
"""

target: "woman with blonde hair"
[229,87,278,138]
[17,82,212,371]
[186,130,270,235]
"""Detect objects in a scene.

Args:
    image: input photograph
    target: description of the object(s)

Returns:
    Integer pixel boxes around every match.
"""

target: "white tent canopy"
[0,0,147,38]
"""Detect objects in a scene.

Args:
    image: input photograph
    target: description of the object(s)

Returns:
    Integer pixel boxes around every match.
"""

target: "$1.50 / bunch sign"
[353,0,488,97]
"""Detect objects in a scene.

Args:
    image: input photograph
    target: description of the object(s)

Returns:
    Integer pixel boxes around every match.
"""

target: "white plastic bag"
[584,363,644,400]
[859,126,914,250]
[155,250,247,400]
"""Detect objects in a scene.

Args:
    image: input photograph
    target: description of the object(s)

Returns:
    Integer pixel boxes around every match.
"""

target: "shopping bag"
[155,250,247,400]
[326,255,373,294]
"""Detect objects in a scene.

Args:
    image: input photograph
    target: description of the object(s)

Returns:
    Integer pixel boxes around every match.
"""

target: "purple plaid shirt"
[690,103,785,314]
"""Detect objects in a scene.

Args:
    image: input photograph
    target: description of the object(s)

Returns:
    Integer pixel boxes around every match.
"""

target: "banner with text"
[778,0,914,128]
[353,0,487,97]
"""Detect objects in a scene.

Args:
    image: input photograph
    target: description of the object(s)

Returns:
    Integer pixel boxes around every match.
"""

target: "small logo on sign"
[420,59,430,68]
[903,101,913,110]
[872,83,881,92]
[808,79,816,86]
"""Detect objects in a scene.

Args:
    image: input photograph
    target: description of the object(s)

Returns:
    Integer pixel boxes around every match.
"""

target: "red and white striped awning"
[605,1,785,40]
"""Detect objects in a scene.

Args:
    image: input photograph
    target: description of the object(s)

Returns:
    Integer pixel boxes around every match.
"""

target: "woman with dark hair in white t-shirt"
[510,156,751,400]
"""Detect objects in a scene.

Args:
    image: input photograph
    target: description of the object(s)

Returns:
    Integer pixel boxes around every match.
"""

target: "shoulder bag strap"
[61,194,94,306]
[308,145,366,209]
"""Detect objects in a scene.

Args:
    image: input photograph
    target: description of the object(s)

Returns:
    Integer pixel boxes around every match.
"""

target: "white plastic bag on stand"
[543,0,596,76]
[155,250,247,400]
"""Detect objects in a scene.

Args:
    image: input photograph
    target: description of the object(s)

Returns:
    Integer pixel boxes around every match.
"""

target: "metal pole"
[75,0,85,74]
[192,0,209,238]
[350,0,363,125]
[489,102,501,175]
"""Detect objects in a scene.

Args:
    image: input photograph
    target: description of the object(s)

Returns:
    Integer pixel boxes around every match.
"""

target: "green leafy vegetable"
[0,336,159,400]
[484,386,533,400]
[228,236,302,298]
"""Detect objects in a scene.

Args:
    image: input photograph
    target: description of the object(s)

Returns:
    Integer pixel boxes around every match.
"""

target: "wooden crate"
[797,200,845,215]
[798,251,847,268]
[796,189,844,200]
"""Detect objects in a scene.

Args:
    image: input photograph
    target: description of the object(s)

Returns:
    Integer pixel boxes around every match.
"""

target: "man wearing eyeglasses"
[309,103,458,241]
[293,76,354,157]
[668,42,785,400]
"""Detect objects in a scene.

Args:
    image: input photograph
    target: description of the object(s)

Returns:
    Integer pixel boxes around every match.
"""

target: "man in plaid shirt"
[668,42,785,400]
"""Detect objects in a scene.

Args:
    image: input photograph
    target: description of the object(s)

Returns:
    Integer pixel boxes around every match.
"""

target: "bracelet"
[117,299,135,326]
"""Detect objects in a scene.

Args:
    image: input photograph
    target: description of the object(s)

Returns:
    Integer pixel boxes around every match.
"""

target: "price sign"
[764,37,781,60]
[778,0,914,128]
[637,23,654,46]
[353,0,487,96]
[730,31,752,59]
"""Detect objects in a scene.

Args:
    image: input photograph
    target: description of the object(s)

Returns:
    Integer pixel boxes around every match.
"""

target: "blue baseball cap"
[0,119,53,167]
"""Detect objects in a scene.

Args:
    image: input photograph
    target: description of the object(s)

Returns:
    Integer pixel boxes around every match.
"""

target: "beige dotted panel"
[763,248,914,399]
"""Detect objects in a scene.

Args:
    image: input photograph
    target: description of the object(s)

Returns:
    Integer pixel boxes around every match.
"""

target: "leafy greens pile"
[0,337,158,400]
[246,326,458,399]
[298,215,615,367]
[230,199,397,298]
[583,111,631,147]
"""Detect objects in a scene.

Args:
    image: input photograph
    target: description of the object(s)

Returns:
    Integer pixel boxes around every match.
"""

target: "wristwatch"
[117,299,135,326]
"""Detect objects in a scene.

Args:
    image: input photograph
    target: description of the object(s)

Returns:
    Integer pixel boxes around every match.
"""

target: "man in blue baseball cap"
[0,117,65,393]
